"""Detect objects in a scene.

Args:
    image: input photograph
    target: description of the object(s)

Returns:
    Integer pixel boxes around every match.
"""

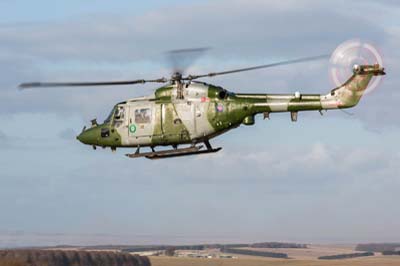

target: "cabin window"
[135,108,151,124]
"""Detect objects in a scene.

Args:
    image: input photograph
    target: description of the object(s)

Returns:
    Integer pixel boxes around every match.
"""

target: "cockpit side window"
[218,90,228,99]
[113,106,126,127]
[114,106,125,120]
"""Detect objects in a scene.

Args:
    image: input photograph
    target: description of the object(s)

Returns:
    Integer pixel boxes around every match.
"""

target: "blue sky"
[0,0,400,247]
[0,0,196,23]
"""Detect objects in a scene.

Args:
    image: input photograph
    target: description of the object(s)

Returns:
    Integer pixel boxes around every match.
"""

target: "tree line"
[356,243,400,252]
[318,252,374,260]
[382,250,400,256]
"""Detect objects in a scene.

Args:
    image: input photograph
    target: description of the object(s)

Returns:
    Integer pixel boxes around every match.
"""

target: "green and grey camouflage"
[75,64,385,159]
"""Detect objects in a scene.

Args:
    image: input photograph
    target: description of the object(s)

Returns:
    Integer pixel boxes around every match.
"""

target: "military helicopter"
[19,45,385,159]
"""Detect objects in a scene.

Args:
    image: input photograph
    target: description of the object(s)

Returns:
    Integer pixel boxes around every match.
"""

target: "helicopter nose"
[77,129,93,144]
[76,131,86,144]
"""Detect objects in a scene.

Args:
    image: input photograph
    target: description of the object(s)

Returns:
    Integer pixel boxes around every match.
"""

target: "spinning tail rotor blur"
[329,39,384,94]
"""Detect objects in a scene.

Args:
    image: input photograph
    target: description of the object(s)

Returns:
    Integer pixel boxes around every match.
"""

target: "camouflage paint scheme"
[77,65,385,150]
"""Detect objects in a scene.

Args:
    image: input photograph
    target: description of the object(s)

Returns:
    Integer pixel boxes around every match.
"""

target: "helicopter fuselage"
[76,65,385,157]
[77,82,246,148]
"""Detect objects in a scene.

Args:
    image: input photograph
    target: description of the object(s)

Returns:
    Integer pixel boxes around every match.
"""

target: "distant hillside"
[122,245,213,252]
[0,249,150,266]
[220,247,288,258]
[250,242,307,249]
[356,243,400,252]
[121,242,306,253]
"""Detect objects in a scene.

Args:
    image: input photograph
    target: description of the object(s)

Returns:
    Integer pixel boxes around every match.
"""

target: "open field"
[151,244,400,266]
[151,256,400,266]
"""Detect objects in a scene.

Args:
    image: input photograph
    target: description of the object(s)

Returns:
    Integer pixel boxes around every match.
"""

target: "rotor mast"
[171,72,185,99]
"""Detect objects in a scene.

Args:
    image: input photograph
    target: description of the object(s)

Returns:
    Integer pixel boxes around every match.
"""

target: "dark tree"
[0,249,150,266]
[165,247,176,257]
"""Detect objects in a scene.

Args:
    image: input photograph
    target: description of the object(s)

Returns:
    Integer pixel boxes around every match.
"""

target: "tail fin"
[322,64,385,109]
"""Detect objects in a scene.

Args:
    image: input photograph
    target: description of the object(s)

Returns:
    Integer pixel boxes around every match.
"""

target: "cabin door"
[128,104,155,138]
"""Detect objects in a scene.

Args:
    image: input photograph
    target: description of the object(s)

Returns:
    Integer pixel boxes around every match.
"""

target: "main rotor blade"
[166,47,210,74]
[19,78,168,89]
[185,54,330,80]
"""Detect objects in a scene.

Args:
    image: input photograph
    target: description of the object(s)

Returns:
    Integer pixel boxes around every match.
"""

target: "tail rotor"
[329,39,384,94]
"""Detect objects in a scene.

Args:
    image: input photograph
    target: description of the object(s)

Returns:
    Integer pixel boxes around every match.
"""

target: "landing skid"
[126,141,222,160]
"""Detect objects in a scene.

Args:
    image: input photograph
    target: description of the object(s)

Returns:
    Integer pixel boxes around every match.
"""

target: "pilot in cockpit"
[113,106,125,127]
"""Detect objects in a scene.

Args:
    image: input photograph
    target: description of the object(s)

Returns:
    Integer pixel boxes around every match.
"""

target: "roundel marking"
[129,124,137,133]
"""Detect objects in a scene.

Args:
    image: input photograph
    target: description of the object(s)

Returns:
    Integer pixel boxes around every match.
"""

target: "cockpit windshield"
[104,106,116,124]
[104,105,126,127]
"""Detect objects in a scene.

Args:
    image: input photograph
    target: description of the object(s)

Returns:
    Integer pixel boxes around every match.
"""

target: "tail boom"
[243,64,385,115]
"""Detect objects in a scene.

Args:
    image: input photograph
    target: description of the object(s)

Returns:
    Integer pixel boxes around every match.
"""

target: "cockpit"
[104,104,126,127]
[104,107,115,124]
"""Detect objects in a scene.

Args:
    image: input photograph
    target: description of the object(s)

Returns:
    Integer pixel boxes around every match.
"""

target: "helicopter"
[19,46,385,159]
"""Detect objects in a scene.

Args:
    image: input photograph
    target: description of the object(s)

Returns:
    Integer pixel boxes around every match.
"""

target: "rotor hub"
[171,72,183,82]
